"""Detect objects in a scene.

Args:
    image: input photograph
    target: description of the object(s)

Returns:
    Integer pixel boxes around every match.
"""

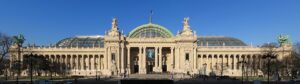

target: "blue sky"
[0,0,299,46]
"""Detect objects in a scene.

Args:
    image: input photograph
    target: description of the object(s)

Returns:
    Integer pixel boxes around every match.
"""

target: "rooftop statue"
[184,17,189,26]
[180,17,194,36]
[278,34,291,45]
[183,17,191,31]
[108,18,120,37]
[112,18,118,31]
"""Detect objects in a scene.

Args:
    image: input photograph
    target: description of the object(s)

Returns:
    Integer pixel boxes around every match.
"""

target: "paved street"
[0,74,298,84]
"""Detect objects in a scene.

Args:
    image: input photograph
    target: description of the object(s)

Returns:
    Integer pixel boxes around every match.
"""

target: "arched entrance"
[129,48,140,74]
[161,48,171,73]
[146,48,155,73]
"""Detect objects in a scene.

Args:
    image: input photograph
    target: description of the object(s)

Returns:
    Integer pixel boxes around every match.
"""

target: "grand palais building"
[10,18,292,77]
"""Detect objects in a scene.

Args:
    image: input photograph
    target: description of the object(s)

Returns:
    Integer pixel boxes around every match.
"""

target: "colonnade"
[22,54,105,75]
[197,54,263,76]
[127,46,175,74]
[17,49,266,76]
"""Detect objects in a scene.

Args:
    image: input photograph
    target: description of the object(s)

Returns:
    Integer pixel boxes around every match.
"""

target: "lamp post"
[262,54,276,84]
[238,60,247,84]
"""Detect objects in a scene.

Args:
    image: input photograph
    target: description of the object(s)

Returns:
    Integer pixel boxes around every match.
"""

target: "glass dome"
[128,23,174,38]
[56,35,104,48]
[197,36,247,46]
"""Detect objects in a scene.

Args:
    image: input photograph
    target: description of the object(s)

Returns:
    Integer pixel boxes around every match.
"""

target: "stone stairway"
[127,74,173,79]
[126,73,191,80]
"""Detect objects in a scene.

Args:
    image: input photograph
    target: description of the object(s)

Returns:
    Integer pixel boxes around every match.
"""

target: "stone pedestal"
[101,69,112,76]
[153,67,158,72]
[120,69,125,74]
[192,69,200,74]
[153,67,162,73]
[139,68,147,74]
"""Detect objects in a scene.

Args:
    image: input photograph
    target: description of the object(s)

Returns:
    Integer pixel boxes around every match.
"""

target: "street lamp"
[262,54,276,84]
[238,60,247,84]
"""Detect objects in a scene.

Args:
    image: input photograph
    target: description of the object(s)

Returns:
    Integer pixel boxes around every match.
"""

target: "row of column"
[126,46,175,73]
[23,54,105,71]
[197,54,263,71]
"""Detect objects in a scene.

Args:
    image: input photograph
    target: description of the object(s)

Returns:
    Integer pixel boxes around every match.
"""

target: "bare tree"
[260,42,280,82]
[288,42,300,80]
[0,33,12,65]
[0,32,13,79]
[12,34,25,83]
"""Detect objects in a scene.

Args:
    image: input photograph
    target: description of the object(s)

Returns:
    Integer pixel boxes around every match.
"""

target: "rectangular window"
[112,53,115,61]
[185,53,189,61]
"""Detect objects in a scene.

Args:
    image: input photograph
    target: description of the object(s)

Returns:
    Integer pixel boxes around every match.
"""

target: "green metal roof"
[128,23,174,38]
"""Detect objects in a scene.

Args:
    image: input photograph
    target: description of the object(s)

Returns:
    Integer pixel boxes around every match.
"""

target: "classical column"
[193,47,197,69]
[232,55,235,70]
[96,55,99,70]
[127,47,131,74]
[198,55,202,69]
[155,47,158,69]
[70,55,73,72]
[206,55,209,71]
[71,55,73,71]
[75,55,78,70]
[236,55,240,70]
[229,55,232,70]
[143,47,146,68]
[77,55,80,70]
[221,55,224,72]
[159,47,162,71]
[142,46,146,74]
[65,55,68,71]
[121,46,124,73]
[84,55,87,70]
[104,47,108,70]
[212,55,215,71]
[218,55,221,70]
[76,55,79,70]
[175,47,180,70]
[58,55,62,71]
[139,47,142,72]
[81,55,84,71]
[225,55,228,69]
[99,55,101,70]
[116,47,120,73]
[91,55,94,70]
[240,55,243,70]
[108,47,111,71]
[209,55,214,71]
[170,47,174,70]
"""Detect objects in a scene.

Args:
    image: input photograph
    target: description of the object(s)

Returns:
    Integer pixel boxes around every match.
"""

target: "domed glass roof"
[197,36,247,46]
[128,23,174,38]
[56,35,104,48]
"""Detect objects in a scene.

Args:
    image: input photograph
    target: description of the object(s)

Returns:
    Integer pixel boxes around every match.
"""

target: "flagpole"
[149,10,153,23]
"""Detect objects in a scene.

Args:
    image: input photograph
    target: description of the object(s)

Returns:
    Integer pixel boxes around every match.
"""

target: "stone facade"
[9,18,292,77]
